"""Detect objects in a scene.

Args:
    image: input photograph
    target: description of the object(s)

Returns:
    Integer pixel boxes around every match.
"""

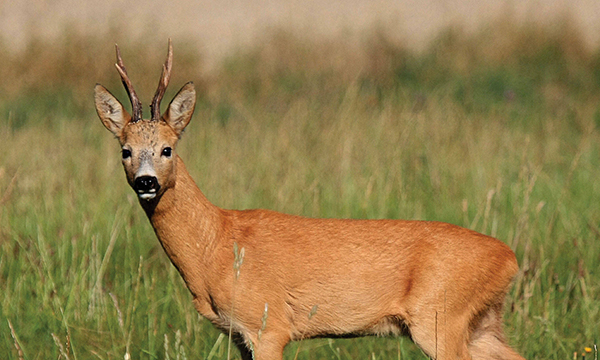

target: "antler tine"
[150,39,173,121]
[115,44,143,122]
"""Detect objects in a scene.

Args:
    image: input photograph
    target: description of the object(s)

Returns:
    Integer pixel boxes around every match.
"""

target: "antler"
[115,44,143,122]
[150,39,173,121]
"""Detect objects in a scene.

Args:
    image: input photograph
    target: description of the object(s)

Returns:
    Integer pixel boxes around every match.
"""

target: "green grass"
[1,17,600,359]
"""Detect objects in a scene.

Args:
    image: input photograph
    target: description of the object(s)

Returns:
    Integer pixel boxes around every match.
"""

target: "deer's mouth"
[138,189,158,200]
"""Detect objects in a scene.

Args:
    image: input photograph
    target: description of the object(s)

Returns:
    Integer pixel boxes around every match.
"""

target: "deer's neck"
[140,155,222,297]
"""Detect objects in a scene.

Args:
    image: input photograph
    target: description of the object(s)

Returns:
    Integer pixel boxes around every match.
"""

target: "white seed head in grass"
[164,333,170,360]
[308,304,318,320]
[233,242,245,279]
[258,302,269,340]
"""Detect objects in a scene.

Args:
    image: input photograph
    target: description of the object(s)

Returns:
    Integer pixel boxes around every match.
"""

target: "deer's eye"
[122,149,132,159]
[162,147,172,157]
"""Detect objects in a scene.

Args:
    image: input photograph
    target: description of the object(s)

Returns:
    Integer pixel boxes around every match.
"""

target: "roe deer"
[94,40,524,360]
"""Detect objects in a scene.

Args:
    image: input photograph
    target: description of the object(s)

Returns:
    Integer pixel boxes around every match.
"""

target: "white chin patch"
[138,192,157,200]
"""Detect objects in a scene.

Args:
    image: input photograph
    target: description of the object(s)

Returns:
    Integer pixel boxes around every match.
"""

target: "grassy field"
[1,18,599,359]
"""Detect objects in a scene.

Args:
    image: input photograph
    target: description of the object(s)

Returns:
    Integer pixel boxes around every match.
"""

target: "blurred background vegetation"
[0,13,599,360]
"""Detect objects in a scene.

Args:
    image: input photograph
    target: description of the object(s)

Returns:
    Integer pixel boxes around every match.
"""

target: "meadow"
[1,17,599,359]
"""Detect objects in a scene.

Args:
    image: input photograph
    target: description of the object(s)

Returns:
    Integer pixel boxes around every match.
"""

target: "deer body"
[95,41,524,360]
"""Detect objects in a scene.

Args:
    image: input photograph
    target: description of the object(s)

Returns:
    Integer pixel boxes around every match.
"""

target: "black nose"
[134,176,159,193]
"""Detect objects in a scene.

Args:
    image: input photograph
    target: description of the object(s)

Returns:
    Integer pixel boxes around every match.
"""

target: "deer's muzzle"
[134,176,160,200]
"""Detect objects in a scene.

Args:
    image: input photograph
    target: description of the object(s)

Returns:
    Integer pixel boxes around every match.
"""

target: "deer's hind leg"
[468,302,524,360]
[407,308,473,360]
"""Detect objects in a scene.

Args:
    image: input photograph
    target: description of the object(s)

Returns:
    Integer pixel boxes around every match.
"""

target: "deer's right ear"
[94,84,132,137]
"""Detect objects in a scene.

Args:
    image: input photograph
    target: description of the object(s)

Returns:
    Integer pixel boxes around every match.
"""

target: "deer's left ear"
[95,84,132,137]
[164,82,196,136]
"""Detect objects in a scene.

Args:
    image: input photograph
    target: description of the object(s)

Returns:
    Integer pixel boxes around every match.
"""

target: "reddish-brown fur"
[94,41,524,360]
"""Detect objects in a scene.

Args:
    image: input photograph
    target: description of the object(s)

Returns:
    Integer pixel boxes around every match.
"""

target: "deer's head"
[94,40,196,201]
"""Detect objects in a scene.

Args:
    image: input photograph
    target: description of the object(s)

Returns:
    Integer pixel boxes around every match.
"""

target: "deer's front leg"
[241,330,288,360]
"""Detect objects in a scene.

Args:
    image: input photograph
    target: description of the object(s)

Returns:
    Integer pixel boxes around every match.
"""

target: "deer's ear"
[94,84,132,137]
[163,82,196,136]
